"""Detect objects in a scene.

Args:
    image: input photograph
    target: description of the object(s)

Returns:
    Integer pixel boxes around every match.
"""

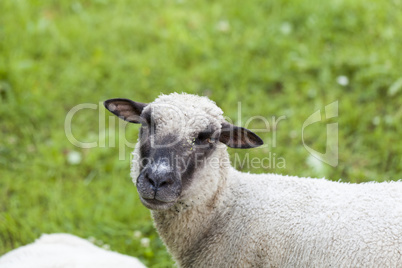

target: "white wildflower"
[133,230,142,239]
[372,116,381,126]
[87,237,96,244]
[140,237,150,248]
[67,150,82,165]
[289,130,297,139]
[280,22,292,35]
[216,20,230,32]
[336,76,349,86]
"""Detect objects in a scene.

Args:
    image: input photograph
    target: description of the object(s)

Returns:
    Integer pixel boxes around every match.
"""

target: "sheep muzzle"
[136,158,182,210]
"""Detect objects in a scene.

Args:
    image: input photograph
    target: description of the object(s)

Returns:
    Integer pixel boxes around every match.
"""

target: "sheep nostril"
[159,177,174,188]
[159,180,167,188]
[144,172,173,191]
[145,173,156,189]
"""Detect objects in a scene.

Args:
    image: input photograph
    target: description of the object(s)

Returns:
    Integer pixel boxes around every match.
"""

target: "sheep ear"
[104,98,147,124]
[219,122,263,149]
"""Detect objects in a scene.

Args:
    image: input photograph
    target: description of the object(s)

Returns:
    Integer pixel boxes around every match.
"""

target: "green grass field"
[1,0,401,266]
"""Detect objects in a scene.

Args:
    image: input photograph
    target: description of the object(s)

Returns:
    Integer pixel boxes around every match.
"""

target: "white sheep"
[104,93,402,267]
[0,233,146,268]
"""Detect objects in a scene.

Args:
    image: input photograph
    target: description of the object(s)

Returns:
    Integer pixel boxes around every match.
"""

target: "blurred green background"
[1,0,401,266]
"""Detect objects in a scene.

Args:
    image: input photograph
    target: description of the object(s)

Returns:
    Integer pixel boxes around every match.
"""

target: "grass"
[1,0,401,266]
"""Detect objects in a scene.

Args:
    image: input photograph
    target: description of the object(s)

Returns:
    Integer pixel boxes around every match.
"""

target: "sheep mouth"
[139,196,177,210]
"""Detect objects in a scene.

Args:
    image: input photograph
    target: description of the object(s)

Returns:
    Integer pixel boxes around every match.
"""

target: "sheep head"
[104,93,263,210]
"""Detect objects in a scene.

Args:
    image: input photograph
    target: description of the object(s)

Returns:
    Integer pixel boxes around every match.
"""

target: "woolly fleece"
[131,93,402,268]
[0,233,146,268]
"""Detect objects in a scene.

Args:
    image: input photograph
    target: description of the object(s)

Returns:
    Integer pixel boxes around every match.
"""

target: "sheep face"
[104,93,263,210]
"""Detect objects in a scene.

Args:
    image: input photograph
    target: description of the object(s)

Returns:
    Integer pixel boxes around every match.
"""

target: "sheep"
[104,93,402,267]
[0,233,146,268]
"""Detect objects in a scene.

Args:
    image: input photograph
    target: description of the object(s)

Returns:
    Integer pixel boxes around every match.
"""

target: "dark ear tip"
[103,98,115,107]
[256,138,264,147]
[246,139,264,148]
[247,132,264,148]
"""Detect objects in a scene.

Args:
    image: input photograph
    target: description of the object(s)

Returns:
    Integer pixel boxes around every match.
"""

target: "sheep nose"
[145,172,173,191]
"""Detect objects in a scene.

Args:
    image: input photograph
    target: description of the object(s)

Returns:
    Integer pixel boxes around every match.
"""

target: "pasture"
[1,0,401,266]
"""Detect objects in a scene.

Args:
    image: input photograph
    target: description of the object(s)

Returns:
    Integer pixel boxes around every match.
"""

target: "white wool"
[145,93,224,140]
[130,93,402,267]
[0,233,146,268]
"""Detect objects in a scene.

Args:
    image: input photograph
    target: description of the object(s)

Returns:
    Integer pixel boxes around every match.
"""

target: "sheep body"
[150,165,402,267]
[0,233,146,268]
[107,93,402,267]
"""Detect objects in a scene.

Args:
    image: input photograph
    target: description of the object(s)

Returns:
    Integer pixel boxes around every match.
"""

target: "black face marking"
[138,110,158,171]
[139,129,151,170]
[179,129,219,190]
[136,133,184,209]
[138,123,219,194]
[141,110,152,126]
[197,130,213,141]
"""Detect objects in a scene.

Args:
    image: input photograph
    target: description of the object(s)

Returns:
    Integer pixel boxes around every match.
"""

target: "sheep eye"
[197,131,213,142]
